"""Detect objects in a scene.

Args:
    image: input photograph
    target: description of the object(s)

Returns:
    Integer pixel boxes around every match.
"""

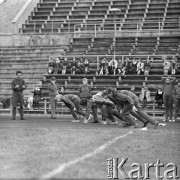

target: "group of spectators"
[48,56,179,76]
[48,57,90,75]
[163,56,179,75]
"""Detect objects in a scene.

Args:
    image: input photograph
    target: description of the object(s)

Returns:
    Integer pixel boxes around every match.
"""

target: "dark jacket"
[48,81,58,97]
[112,90,134,106]
[11,77,26,92]
[79,84,91,98]
[61,94,80,109]
[174,86,180,99]
[162,77,176,96]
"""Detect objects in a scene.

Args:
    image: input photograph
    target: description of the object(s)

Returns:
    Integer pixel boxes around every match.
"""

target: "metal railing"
[0,17,179,35]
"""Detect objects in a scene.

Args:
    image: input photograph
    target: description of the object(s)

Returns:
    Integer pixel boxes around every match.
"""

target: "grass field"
[0,115,179,180]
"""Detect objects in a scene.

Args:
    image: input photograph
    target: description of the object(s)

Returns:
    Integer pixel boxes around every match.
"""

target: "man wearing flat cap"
[48,77,59,119]
[11,70,27,120]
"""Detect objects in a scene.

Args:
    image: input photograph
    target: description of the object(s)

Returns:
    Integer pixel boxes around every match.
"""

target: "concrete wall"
[12,0,40,34]
[0,34,72,47]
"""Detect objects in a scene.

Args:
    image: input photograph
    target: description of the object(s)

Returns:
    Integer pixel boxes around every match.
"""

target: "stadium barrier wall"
[12,0,39,34]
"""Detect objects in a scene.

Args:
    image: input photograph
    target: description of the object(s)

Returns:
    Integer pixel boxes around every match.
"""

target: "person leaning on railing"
[173,80,180,122]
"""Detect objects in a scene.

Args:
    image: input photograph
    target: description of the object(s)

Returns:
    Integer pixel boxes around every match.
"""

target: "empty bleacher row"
[68,36,180,56]
[20,0,180,33]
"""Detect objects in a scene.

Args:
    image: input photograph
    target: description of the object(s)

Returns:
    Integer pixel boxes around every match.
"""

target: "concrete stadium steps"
[19,0,180,33]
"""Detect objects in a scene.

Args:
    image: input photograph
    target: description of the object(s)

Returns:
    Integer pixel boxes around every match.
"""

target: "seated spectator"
[171,57,177,75]
[109,59,118,75]
[54,57,62,74]
[137,59,144,75]
[163,59,171,76]
[155,87,163,110]
[84,58,90,74]
[47,59,55,74]
[117,59,124,75]
[99,58,108,75]
[131,58,137,74]
[71,57,77,75]
[33,86,42,109]
[124,58,131,75]
[62,57,68,75]
[144,58,151,75]
[139,86,151,110]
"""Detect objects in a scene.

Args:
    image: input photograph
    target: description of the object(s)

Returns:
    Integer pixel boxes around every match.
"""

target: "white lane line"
[41,131,133,180]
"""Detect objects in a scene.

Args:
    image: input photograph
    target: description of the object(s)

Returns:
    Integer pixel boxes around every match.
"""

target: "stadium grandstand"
[0,0,179,116]
[0,1,180,180]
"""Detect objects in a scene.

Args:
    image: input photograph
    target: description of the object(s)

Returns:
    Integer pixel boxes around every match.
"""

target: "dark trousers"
[86,99,105,122]
[133,99,157,125]
[174,98,180,120]
[163,94,173,120]
[12,92,24,117]
[122,104,136,126]
[105,104,124,122]
[69,98,86,120]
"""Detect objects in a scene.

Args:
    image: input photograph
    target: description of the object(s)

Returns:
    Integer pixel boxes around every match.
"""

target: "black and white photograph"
[0,0,180,179]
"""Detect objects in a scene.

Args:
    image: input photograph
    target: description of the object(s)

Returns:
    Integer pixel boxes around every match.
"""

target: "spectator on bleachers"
[54,57,62,74]
[33,86,42,109]
[109,59,118,75]
[47,59,55,74]
[155,87,163,110]
[84,58,90,74]
[171,57,177,75]
[71,57,77,75]
[139,86,151,110]
[62,57,68,75]
[144,58,151,75]
[124,58,131,75]
[163,59,171,76]
[161,76,176,122]
[99,57,108,75]
[77,61,84,74]
[174,80,180,122]
[117,59,124,75]
[131,58,137,74]
[137,59,144,75]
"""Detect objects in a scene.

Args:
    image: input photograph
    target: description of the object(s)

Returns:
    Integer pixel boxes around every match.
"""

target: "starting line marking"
[40,130,133,180]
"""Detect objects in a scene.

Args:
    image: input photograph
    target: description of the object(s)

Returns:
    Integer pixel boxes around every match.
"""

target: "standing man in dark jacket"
[55,94,86,122]
[174,80,180,122]
[162,76,176,122]
[79,78,91,108]
[48,77,59,119]
[11,70,27,120]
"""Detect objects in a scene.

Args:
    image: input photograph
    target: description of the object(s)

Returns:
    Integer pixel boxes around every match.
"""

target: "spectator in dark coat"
[71,57,77,75]
[33,86,42,109]
[155,88,163,110]
[84,58,90,74]
[48,59,55,74]
[62,58,68,75]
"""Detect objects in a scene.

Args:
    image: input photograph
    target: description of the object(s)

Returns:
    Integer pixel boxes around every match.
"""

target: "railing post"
[95,24,97,37]
[52,21,53,33]
[153,101,155,117]
[68,20,70,32]
[137,22,139,37]
[97,55,99,70]
[158,20,161,36]
[10,97,12,115]
[44,98,47,115]
[34,21,36,33]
